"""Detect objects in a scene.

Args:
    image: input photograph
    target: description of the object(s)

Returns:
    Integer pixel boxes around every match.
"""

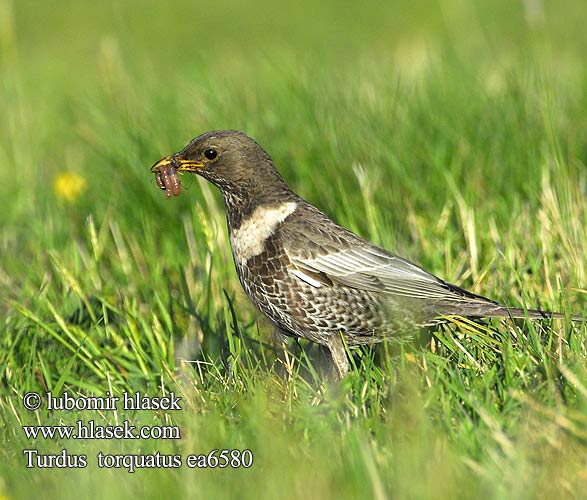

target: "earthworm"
[155,164,181,199]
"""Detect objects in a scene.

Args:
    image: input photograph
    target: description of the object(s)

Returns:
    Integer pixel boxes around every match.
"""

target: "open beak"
[150,154,205,173]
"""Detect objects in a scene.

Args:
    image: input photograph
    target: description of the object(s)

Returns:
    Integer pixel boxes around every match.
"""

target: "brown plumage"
[151,130,580,377]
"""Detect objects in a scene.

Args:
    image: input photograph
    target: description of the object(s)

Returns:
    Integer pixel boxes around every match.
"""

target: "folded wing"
[286,232,495,305]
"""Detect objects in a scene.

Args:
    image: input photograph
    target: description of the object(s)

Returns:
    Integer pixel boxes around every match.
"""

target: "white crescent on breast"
[229,201,298,264]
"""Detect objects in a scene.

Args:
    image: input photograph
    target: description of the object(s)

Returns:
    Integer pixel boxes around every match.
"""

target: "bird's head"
[150,130,286,197]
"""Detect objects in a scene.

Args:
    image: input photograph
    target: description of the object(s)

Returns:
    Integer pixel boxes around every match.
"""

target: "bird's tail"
[469,305,583,322]
[434,299,584,322]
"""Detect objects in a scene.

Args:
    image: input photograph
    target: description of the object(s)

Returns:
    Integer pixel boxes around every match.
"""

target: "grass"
[1,0,587,498]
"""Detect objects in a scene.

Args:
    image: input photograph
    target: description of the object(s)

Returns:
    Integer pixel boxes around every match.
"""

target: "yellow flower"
[53,172,86,203]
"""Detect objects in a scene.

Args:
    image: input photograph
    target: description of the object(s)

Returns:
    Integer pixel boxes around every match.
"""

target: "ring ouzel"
[151,130,577,377]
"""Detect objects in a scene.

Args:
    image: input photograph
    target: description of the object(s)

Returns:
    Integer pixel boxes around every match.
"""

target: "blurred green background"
[3,0,586,275]
[1,0,587,498]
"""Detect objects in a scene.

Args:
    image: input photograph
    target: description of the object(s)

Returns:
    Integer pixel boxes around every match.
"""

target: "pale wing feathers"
[289,244,487,302]
[290,269,325,288]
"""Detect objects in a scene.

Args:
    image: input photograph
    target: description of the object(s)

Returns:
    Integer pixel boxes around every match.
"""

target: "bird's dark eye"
[203,148,218,160]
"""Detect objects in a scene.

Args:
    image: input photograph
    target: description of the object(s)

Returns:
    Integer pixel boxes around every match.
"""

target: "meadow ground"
[1,0,587,498]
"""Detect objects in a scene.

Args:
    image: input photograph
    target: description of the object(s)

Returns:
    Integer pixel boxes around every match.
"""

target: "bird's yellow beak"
[150,155,205,173]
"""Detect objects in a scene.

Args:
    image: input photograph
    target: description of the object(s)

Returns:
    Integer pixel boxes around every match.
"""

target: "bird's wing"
[282,208,494,304]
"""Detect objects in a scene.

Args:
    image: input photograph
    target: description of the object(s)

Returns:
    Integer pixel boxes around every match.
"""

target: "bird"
[150,130,578,378]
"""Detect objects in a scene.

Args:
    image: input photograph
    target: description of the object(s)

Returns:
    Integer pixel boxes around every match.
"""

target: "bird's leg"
[326,333,350,379]
[274,328,296,380]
